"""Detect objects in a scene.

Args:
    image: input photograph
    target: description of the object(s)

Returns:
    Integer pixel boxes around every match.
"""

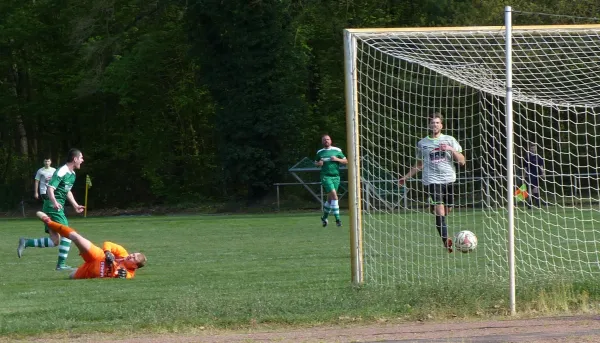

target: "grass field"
[2,211,600,339]
[362,206,600,284]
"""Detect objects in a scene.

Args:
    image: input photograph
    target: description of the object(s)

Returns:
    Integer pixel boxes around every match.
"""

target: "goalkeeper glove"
[117,268,127,279]
[104,250,115,264]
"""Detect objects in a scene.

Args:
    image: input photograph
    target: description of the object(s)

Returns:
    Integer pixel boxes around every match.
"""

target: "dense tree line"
[1,0,599,210]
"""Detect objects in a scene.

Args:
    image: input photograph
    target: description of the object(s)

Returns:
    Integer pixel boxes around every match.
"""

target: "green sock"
[322,201,331,220]
[56,237,72,266]
[331,200,341,221]
[26,237,55,248]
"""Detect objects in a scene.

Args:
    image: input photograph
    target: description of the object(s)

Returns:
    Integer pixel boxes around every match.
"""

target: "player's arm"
[441,139,466,166]
[314,154,324,167]
[399,160,423,185]
[103,241,129,259]
[47,173,63,210]
[451,150,466,166]
[67,191,85,213]
[47,186,62,210]
[34,178,40,199]
[331,154,348,165]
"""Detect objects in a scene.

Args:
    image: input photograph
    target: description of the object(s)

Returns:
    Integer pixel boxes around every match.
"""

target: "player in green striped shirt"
[18,149,86,270]
[315,134,348,227]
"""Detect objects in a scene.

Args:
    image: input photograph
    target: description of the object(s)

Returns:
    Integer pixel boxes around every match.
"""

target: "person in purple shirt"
[523,143,545,208]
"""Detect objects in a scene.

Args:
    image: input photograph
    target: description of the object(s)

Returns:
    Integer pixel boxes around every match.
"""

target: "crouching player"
[33,211,147,279]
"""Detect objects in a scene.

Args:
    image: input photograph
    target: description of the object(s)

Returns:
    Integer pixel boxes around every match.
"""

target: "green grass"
[362,206,600,283]
[1,212,600,338]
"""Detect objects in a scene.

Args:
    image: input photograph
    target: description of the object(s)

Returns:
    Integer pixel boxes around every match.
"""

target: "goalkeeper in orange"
[33,211,147,279]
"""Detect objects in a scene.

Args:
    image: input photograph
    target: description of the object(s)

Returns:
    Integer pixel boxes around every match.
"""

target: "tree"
[188,0,309,201]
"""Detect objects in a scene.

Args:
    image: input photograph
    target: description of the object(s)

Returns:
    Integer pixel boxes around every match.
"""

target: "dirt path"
[8,315,600,343]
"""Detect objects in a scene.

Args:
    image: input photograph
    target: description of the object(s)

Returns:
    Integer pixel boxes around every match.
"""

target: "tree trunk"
[15,114,28,156]
[9,64,29,156]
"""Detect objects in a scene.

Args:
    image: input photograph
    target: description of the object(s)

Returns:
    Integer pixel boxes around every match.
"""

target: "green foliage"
[187,0,310,200]
[2,0,600,209]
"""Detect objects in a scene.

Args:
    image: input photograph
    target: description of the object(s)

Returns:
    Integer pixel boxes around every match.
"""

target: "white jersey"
[35,167,56,195]
[416,134,462,185]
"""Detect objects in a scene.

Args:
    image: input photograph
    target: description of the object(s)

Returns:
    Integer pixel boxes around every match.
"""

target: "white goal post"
[344,6,600,314]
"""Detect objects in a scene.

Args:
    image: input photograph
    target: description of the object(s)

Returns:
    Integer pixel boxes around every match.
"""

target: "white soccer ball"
[454,230,478,253]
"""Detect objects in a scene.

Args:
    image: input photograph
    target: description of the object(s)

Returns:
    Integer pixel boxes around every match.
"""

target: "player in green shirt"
[18,148,86,270]
[315,134,348,227]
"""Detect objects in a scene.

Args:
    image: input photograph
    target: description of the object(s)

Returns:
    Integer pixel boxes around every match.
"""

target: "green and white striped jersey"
[47,165,77,206]
[315,147,346,177]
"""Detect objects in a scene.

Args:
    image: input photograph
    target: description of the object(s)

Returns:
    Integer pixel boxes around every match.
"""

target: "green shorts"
[42,202,68,233]
[321,176,341,194]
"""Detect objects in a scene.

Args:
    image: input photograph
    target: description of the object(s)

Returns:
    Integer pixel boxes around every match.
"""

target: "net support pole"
[505,5,517,316]
[344,30,364,284]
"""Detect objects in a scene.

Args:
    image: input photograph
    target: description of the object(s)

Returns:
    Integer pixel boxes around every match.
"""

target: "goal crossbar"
[346,24,600,34]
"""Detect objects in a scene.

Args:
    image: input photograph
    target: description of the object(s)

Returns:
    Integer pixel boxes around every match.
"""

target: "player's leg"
[321,177,335,226]
[17,228,57,258]
[443,183,455,216]
[524,182,531,207]
[529,177,541,207]
[67,243,105,280]
[36,212,92,265]
[71,247,105,280]
[17,205,60,258]
[442,184,455,252]
[329,176,342,226]
[429,184,451,252]
[47,211,74,270]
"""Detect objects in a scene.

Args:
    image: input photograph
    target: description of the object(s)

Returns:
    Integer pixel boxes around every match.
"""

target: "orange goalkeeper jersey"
[72,241,136,279]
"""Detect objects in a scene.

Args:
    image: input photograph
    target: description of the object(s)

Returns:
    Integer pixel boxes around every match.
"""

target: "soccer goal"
[344,6,600,313]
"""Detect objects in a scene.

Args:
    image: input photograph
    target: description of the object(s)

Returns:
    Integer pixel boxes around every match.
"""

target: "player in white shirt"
[399,113,466,252]
[34,158,56,200]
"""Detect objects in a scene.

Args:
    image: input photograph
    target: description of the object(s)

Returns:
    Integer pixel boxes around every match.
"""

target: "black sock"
[534,195,541,207]
[436,215,448,243]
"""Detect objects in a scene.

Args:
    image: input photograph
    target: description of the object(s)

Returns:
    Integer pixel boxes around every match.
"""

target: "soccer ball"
[454,230,478,253]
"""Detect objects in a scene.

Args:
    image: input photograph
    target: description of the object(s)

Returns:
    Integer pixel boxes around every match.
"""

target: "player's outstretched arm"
[399,160,423,185]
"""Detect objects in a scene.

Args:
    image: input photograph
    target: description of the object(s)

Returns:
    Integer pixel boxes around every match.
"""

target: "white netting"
[350,26,600,285]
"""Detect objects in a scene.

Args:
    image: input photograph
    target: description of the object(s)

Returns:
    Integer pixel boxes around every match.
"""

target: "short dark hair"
[137,253,147,268]
[66,149,82,163]
[429,112,444,123]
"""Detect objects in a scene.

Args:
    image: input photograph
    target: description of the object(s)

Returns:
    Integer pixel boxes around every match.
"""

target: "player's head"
[123,252,147,270]
[321,134,332,148]
[528,143,537,153]
[66,149,84,169]
[429,112,444,136]
[43,158,52,168]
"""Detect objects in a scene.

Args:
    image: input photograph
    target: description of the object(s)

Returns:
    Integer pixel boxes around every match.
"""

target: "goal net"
[345,25,600,286]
